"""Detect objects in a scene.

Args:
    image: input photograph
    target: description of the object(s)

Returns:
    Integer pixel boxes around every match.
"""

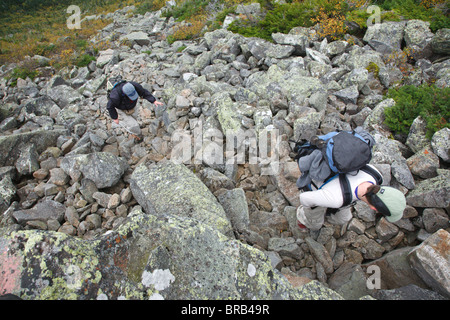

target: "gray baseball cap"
[122,83,139,101]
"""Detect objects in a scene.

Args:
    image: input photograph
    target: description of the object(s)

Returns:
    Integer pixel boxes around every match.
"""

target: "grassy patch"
[0,0,139,67]
[6,66,40,87]
[372,0,449,31]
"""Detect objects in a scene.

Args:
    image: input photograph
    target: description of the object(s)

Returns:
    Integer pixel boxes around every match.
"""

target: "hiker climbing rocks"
[106,80,163,126]
[296,166,407,232]
[105,78,163,140]
[293,128,406,232]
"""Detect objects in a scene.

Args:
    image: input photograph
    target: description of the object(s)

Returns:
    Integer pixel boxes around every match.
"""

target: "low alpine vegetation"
[384,84,450,139]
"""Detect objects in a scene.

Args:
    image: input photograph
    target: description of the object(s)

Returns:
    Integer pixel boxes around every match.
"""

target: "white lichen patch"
[149,293,165,300]
[141,269,175,291]
[247,263,256,277]
[96,293,108,300]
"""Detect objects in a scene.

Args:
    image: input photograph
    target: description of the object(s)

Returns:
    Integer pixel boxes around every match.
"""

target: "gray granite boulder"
[60,152,128,189]
[130,160,233,237]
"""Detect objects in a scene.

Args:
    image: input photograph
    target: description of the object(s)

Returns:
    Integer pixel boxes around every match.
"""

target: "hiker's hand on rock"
[113,119,119,124]
[154,101,163,107]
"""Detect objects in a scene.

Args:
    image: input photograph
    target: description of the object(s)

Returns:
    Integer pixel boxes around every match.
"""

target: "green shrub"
[74,54,96,67]
[229,2,316,41]
[6,66,40,87]
[210,6,237,31]
[163,0,210,21]
[135,0,167,15]
[366,62,380,78]
[346,9,371,29]
[34,43,57,56]
[384,84,450,139]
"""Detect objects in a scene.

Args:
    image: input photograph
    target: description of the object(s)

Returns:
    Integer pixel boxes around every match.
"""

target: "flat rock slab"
[130,160,233,237]
[12,200,65,225]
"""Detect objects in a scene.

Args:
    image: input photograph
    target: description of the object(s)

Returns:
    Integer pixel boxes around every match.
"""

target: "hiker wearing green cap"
[296,164,406,232]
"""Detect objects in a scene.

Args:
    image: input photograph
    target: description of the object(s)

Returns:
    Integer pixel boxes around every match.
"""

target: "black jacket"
[106,81,156,120]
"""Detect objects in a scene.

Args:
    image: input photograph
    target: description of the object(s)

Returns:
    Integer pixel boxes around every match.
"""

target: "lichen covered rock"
[130,160,233,237]
[0,208,343,300]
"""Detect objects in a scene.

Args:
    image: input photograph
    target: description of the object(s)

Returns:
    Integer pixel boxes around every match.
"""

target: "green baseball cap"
[370,186,406,222]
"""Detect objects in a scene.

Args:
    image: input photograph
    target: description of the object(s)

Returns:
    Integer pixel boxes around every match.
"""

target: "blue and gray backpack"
[293,129,382,206]
[317,130,372,173]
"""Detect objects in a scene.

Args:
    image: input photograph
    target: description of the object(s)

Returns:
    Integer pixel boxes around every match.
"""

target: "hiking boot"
[296,206,309,233]
[124,108,135,115]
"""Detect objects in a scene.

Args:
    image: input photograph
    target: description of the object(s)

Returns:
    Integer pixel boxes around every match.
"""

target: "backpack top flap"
[326,131,372,172]
[107,76,125,97]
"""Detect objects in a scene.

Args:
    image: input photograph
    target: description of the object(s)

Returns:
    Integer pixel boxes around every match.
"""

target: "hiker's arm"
[107,97,119,123]
[132,82,156,103]
[132,82,164,107]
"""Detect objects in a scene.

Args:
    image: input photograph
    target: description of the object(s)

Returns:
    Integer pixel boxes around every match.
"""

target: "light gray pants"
[297,206,352,231]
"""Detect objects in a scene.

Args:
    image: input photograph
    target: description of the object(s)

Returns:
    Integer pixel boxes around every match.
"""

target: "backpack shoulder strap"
[339,165,383,207]
[339,173,353,207]
[360,165,383,185]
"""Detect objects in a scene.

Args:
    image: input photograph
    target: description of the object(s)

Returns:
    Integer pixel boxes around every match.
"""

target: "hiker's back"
[293,127,376,191]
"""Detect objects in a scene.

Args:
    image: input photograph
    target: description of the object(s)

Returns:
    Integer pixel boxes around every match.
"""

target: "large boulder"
[46,85,83,108]
[406,169,450,208]
[244,65,324,103]
[431,28,450,55]
[344,46,385,70]
[272,32,308,56]
[431,127,450,163]
[372,133,415,190]
[120,31,150,46]
[0,176,16,215]
[0,208,344,300]
[362,247,429,290]
[130,160,233,237]
[0,129,68,167]
[12,200,65,225]
[21,95,59,117]
[96,49,118,68]
[363,21,406,51]
[60,152,128,189]
[408,229,450,298]
[403,19,434,59]
[217,188,250,233]
[215,92,242,136]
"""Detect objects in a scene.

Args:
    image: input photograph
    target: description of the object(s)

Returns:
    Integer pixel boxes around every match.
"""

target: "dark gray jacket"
[106,81,156,120]
[296,149,332,189]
